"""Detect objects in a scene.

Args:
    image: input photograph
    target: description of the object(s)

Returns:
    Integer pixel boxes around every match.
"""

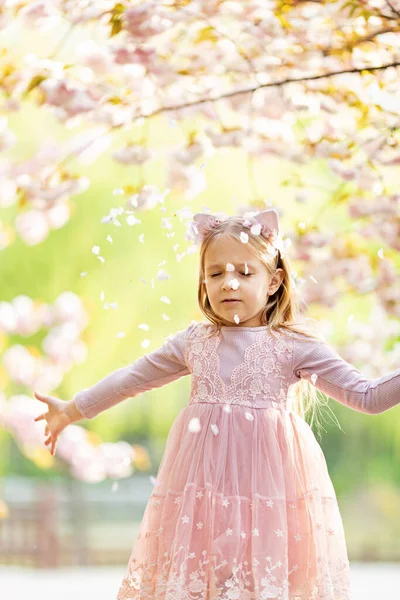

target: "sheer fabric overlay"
[116,323,353,599]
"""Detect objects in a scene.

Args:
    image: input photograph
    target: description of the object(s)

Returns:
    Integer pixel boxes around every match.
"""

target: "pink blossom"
[123,4,172,39]
[15,210,49,245]
[113,145,153,165]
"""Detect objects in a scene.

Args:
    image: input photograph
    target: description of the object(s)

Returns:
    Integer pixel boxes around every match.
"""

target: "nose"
[221,273,239,290]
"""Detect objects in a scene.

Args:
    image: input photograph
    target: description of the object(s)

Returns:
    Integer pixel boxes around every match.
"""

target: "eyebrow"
[205,262,257,271]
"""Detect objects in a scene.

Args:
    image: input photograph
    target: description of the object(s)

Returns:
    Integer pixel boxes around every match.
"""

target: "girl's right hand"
[33,391,83,456]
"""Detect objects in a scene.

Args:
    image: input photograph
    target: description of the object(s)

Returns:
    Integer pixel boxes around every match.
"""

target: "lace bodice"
[74,321,400,419]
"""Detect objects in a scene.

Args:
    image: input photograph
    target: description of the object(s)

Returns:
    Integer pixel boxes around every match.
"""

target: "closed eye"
[211,273,253,278]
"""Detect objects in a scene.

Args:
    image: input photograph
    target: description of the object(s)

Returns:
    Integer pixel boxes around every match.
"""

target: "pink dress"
[74,321,400,600]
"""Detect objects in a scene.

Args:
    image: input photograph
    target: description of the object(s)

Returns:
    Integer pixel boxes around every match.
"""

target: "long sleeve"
[291,334,400,414]
[74,323,195,419]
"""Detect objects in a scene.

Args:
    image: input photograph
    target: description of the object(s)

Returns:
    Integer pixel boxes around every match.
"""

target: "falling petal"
[97,256,105,263]
[223,405,232,413]
[226,263,234,272]
[157,270,170,281]
[186,244,197,255]
[240,232,248,244]
[251,224,261,235]
[107,234,113,243]
[188,417,201,432]
[311,373,318,385]
[110,302,118,309]
[139,324,150,331]
[141,340,150,348]
[113,188,124,196]
[80,272,87,277]
[234,314,240,324]
[378,248,384,258]
[150,476,159,486]
[229,278,239,290]
[126,215,141,226]
[162,314,170,321]
[211,424,219,435]
[116,332,126,338]
[103,302,109,310]
[92,245,100,255]
[160,296,171,304]
[244,263,249,274]
[140,278,147,285]
[100,291,105,302]
[139,233,144,243]
[245,412,254,421]
[347,314,354,326]
[310,275,318,284]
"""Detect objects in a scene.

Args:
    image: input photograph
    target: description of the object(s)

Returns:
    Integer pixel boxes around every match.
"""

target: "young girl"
[34,208,400,600]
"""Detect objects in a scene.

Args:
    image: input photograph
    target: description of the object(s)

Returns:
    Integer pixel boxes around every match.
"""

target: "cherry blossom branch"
[135,60,400,121]
[385,0,400,19]
[47,58,400,176]
[321,26,400,56]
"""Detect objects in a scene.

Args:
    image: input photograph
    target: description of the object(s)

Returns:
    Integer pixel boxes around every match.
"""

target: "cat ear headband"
[185,208,284,255]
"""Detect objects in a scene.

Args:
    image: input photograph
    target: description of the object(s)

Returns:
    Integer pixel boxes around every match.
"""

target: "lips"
[222,299,241,303]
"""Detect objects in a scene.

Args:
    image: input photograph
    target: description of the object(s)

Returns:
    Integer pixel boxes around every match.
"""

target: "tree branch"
[320,26,400,56]
[50,58,400,175]
[385,0,400,19]
[136,60,400,121]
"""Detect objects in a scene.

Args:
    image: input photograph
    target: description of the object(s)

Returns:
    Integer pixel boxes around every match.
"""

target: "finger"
[51,440,56,456]
[34,414,46,422]
[34,391,55,404]
[45,425,49,436]
[45,436,52,445]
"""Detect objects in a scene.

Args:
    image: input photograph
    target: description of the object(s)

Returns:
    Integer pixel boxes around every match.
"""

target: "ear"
[193,213,221,236]
[252,209,280,236]
[185,212,228,245]
[269,268,285,294]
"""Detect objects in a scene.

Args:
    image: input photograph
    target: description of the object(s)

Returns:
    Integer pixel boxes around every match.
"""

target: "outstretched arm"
[291,334,400,415]
[74,323,195,419]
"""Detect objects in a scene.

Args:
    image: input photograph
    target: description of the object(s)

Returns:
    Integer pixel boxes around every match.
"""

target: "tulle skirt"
[116,402,353,599]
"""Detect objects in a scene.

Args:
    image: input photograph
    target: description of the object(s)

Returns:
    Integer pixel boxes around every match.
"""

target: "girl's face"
[203,235,284,327]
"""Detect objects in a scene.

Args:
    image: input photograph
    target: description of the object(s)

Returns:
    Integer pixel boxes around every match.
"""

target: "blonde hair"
[196,216,341,441]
